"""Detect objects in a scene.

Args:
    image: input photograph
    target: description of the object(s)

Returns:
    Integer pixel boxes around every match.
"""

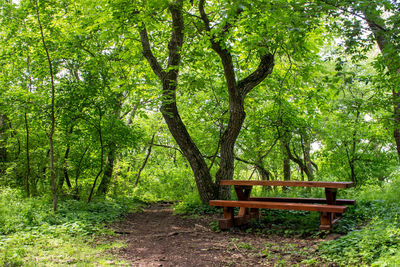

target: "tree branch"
[139,27,164,79]
[134,133,156,187]
[167,0,184,70]
[318,0,387,32]
[150,143,184,156]
[238,53,275,97]
[198,0,237,92]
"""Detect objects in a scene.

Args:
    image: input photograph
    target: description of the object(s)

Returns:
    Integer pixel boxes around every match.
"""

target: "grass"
[0,187,143,266]
[1,230,128,266]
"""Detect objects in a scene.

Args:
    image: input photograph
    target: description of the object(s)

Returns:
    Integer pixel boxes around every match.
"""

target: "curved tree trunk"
[140,0,274,203]
[139,1,217,203]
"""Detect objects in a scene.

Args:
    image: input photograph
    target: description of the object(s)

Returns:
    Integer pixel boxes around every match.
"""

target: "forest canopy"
[1,0,398,203]
[1,0,400,265]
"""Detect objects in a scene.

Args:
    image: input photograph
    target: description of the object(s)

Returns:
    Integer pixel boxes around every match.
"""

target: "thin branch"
[134,133,156,187]
[150,143,184,156]
[318,0,386,31]
[259,135,280,161]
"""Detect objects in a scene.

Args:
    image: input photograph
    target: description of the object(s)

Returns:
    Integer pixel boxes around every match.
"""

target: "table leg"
[325,188,337,205]
[235,185,253,217]
[320,212,332,231]
[219,207,234,229]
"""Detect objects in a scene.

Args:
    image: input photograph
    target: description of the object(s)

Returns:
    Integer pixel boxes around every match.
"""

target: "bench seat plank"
[219,180,354,188]
[209,200,347,213]
[249,197,355,205]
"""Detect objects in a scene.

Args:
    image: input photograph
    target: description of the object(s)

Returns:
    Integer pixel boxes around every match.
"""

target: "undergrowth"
[173,192,219,215]
[0,187,143,266]
[173,175,400,266]
[318,175,400,266]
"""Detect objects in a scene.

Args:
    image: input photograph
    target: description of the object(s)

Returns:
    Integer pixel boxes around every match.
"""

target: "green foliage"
[319,217,400,265]
[0,187,141,265]
[318,175,400,265]
[173,192,219,215]
[0,0,399,264]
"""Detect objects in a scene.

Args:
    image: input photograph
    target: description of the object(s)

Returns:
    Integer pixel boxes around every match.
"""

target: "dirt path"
[110,204,324,266]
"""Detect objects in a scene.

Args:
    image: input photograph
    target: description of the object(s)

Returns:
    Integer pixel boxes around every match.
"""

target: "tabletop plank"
[219,180,354,188]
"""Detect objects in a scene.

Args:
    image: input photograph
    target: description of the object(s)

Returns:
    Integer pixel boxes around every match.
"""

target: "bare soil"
[109,203,328,266]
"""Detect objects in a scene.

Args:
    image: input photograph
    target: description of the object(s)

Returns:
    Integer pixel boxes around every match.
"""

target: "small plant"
[274,255,287,266]
[209,221,221,232]
[228,238,256,251]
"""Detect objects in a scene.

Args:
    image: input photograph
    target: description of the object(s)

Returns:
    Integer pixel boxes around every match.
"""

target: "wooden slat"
[209,200,348,213]
[219,180,354,188]
[249,197,356,205]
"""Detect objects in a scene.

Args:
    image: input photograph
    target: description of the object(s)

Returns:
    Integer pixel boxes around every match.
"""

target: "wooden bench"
[209,200,348,230]
[249,197,355,205]
[210,180,355,231]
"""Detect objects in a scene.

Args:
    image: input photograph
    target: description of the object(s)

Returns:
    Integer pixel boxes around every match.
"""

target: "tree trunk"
[282,137,315,181]
[96,145,115,196]
[59,145,72,191]
[35,0,57,212]
[74,145,89,199]
[199,0,274,199]
[282,141,291,191]
[160,89,218,202]
[140,1,217,203]
[25,54,33,198]
[302,134,313,180]
[215,97,246,199]
[359,5,400,164]
[88,112,104,203]
[0,114,8,175]
[140,0,274,203]
[24,112,31,197]
[134,134,155,188]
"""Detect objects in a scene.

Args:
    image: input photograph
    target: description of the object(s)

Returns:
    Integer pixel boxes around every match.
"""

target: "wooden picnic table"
[209,180,355,231]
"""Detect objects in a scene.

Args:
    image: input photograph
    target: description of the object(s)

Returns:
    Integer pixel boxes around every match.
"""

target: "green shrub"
[174,192,219,215]
[318,174,400,265]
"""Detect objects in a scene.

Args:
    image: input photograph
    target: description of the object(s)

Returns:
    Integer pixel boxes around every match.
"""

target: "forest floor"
[105,203,336,266]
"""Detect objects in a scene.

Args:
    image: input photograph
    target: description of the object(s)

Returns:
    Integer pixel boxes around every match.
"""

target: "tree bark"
[199,0,274,199]
[282,137,315,181]
[281,141,291,190]
[360,5,400,165]
[96,96,123,197]
[302,134,313,180]
[321,0,400,164]
[25,54,33,198]
[59,125,73,191]
[74,145,89,199]
[140,0,274,203]
[96,145,115,196]
[139,0,217,203]
[24,112,30,197]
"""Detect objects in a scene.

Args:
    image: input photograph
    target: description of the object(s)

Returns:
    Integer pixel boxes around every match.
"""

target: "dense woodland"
[0,0,399,265]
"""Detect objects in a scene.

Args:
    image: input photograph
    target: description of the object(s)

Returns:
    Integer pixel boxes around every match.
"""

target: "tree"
[124,0,327,203]
[319,0,400,163]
